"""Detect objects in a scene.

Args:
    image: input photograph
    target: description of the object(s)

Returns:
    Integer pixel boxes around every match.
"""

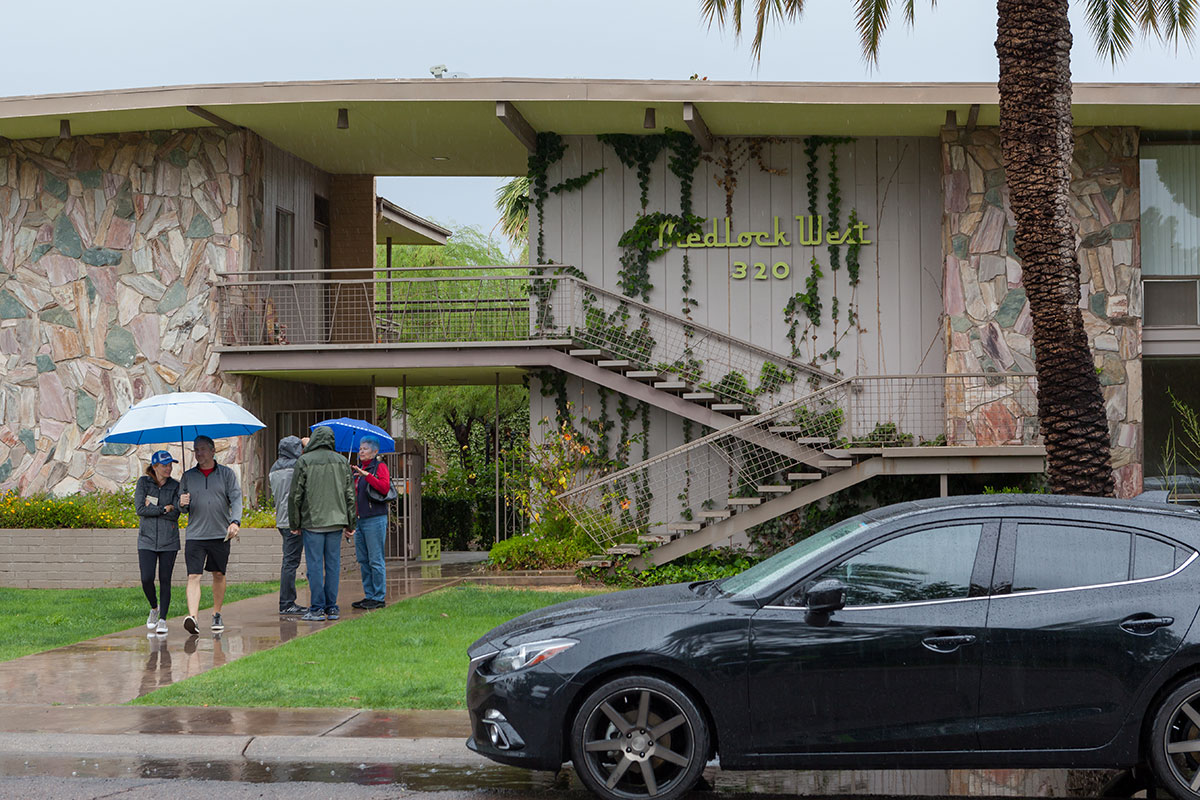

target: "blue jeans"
[355,514,388,602]
[302,530,342,614]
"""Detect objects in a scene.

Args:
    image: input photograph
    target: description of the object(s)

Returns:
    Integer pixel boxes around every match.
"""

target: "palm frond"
[494,176,530,251]
[1086,0,1196,62]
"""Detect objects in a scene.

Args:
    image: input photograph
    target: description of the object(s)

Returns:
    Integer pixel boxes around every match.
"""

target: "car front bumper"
[465,653,573,771]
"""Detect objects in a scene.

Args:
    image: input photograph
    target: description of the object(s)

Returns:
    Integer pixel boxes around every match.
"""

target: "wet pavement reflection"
[0,553,578,708]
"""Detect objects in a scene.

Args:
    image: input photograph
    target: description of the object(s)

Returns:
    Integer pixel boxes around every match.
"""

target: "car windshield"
[719,515,873,597]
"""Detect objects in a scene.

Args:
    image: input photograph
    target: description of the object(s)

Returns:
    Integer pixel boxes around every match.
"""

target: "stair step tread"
[667,522,703,531]
[625,370,660,380]
[682,392,716,401]
[638,534,677,544]
[826,447,885,456]
[597,360,631,369]
[606,544,641,555]
[711,403,746,412]
[728,497,763,506]
[654,381,688,390]
[819,459,853,468]
[768,428,830,440]
[569,348,604,358]
[700,510,732,520]
[756,485,791,493]
[788,472,823,481]
[578,557,613,568]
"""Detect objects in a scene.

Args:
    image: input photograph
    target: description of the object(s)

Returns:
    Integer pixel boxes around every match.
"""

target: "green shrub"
[421,463,497,551]
[582,546,759,588]
[487,509,596,570]
[0,488,277,530]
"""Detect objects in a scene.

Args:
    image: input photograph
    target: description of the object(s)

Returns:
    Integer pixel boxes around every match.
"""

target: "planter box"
[0,528,354,589]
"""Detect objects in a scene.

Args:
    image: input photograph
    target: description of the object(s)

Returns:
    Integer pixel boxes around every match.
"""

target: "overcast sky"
[4,0,1196,249]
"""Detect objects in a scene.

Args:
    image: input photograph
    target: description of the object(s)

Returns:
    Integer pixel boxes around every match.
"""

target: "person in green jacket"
[288,426,356,621]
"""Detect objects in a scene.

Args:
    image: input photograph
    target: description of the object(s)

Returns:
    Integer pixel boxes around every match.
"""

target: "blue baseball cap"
[150,450,177,466]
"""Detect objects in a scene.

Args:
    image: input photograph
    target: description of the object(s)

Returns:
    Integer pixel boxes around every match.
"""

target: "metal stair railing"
[546,277,836,406]
[556,373,1039,553]
[213,267,837,405]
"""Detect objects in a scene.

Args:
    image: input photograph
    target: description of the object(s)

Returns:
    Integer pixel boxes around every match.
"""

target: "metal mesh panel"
[556,374,1039,550]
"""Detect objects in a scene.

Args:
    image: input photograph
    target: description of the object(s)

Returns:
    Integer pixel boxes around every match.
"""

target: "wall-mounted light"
[336,108,349,129]
[431,156,450,161]
[59,119,71,138]
[643,107,656,129]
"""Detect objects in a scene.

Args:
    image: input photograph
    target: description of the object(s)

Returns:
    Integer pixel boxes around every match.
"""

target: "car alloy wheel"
[1150,679,1200,800]
[570,675,709,800]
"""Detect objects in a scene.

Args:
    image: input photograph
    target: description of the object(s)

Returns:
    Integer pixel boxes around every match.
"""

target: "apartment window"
[1141,144,1200,326]
[275,208,295,279]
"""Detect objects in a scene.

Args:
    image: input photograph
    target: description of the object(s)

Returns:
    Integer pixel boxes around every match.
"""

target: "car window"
[721,515,873,597]
[1134,534,1178,580]
[1013,524,1130,592]
[814,524,983,606]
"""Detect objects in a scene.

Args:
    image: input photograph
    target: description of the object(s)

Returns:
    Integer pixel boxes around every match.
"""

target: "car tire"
[1149,678,1200,800]
[569,674,709,800]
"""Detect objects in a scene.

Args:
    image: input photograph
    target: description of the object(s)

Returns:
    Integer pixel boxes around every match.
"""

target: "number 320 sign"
[732,261,790,280]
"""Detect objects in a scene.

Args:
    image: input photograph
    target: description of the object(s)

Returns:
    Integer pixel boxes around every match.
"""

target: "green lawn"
[0,582,285,663]
[132,585,602,710]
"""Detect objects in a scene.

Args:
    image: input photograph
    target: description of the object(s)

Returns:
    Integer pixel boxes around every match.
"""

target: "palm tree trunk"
[995,0,1114,496]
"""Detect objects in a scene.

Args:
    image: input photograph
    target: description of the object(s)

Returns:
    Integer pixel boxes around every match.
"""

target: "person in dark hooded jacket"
[269,435,307,615]
[289,426,356,621]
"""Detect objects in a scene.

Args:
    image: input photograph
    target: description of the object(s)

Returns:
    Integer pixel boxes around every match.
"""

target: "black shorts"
[185,538,230,575]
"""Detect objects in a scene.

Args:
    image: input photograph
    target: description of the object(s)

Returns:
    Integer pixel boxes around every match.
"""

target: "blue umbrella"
[103,392,266,445]
[310,417,396,454]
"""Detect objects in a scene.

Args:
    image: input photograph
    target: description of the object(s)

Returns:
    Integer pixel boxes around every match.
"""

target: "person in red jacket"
[351,436,390,610]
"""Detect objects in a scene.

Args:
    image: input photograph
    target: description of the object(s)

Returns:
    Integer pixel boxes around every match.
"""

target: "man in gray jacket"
[179,435,242,635]
[269,435,307,615]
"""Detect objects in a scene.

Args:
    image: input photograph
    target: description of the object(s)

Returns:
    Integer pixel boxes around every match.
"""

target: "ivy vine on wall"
[783,135,862,374]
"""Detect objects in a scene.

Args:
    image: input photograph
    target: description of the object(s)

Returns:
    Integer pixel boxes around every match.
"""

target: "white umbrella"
[102,391,266,471]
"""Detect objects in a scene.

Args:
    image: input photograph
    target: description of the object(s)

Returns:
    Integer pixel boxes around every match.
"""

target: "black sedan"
[466,495,1200,800]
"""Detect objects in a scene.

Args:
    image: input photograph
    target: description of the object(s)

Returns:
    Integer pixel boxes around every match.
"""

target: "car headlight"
[488,638,576,675]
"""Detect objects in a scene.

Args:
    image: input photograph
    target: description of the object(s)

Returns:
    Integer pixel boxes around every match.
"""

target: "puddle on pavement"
[0,755,1093,799]
[0,754,563,791]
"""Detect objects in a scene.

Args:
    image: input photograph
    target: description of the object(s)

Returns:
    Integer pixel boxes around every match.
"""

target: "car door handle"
[1120,616,1174,635]
[921,634,977,653]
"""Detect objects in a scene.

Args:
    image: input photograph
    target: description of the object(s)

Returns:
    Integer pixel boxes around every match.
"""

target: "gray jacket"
[269,436,304,530]
[180,463,242,540]
[134,475,181,551]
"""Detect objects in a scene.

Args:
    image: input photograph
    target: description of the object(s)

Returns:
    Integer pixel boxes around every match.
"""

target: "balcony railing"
[214,267,838,405]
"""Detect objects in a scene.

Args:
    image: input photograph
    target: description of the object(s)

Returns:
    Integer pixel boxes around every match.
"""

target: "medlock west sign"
[658,216,872,281]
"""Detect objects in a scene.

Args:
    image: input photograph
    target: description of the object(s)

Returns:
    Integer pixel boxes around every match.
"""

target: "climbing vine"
[783,135,862,373]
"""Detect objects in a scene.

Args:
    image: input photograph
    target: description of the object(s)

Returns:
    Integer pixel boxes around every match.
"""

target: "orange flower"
[619,499,630,510]
[580,445,590,454]
[562,432,572,441]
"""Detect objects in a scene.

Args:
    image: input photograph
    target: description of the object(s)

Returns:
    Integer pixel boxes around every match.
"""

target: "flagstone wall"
[942,125,1143,496]
[0,128,266,496]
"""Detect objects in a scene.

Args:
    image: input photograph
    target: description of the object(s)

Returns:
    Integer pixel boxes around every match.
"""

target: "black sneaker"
[279,603,306,615]
[364,599,386,609]
[184,616,199,635]
[351,599,368,609]
[211,613,225,632]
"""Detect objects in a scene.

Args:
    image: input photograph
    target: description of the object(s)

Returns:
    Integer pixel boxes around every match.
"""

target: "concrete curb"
[0,732,490,767]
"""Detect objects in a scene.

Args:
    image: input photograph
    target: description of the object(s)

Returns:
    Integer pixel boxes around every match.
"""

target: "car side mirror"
[804,579,847,626]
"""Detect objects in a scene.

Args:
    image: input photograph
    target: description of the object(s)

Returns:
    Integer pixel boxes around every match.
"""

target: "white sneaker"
[155,618,168,635]
[146,608,160,629]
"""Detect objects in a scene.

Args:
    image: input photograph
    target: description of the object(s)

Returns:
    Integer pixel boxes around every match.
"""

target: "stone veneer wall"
[942,125,1143,497]
[0,128,266,496]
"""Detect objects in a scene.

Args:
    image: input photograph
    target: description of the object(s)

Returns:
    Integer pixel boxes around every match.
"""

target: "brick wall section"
[0,528,355,589]
[329,174,376,343]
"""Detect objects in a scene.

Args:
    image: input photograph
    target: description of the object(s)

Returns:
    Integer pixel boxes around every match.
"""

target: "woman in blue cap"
[135,450,182,635]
